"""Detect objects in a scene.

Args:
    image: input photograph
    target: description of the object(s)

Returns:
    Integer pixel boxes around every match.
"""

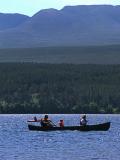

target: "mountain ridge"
[0,13,29,31]
[0,5,120,48]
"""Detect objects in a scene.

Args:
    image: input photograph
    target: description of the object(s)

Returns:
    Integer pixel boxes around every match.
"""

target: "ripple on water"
[0,114,120,160]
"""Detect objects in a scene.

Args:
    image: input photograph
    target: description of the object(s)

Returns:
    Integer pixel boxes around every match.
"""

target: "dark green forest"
[0,63,120,114]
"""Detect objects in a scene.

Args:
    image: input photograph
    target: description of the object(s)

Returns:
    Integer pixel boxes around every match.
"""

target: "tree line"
[0,63,120,114]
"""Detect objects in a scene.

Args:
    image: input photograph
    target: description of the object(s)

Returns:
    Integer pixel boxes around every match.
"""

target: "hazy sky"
[0,0,120,16]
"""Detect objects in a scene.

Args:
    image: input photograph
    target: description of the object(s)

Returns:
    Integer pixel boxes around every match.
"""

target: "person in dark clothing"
[40,115,53,127]
[33,116,37,122]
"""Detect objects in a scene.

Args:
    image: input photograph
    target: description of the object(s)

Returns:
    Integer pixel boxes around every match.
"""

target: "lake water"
[0,114,120,160]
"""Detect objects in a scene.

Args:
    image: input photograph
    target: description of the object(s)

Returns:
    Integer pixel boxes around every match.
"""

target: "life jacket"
[41,118,51,127]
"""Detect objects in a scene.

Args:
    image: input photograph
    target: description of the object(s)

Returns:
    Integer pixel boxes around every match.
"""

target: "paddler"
[40,115,53,127]
[33,116,37,122]
[80,114,88,126]
[59,119,64,127]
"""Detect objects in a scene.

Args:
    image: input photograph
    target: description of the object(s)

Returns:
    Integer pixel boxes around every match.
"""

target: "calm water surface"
[0,114,120,160]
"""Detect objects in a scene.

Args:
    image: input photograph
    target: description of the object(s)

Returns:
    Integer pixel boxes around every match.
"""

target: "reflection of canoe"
[28,122,110,131]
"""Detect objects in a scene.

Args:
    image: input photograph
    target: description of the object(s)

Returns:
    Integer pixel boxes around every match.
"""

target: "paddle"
[49,121,57,127]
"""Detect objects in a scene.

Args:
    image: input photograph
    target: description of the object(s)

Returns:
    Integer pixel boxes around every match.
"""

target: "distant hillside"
[1,5,120,48]
[0,45,120,64]
[0,13,29,30]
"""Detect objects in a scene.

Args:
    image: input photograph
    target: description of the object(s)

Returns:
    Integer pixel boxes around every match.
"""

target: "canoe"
[28,122,110,131]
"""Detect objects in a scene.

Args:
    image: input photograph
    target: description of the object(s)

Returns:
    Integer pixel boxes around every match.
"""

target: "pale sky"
[0,0,120,16]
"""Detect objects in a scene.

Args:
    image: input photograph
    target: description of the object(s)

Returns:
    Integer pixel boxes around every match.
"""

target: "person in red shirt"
[59,119,64,127]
